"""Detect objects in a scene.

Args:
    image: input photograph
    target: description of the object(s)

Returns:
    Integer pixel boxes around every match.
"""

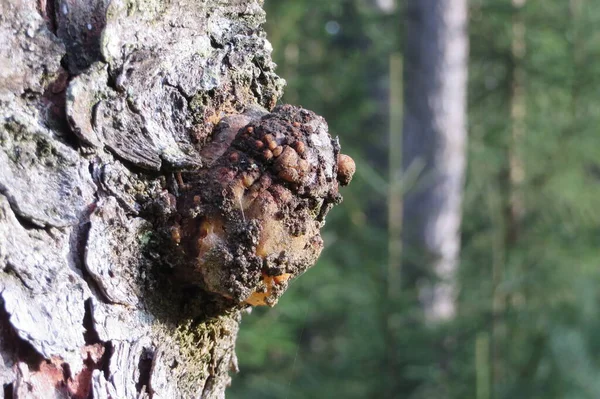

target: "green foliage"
[230,0,600,398]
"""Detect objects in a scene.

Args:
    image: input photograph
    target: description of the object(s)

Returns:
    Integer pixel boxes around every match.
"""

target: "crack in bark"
[0,297,45,370]
[36,0,58,34]
[3,382,13,399]
[55,0,109,74]
[66,192,114,305]
[135,347,154,398]
[82,299,102,345]
[163,82,194,103]
[209,35,226,49]
[0,187,45,230]
[3,263,34,291]
[101,341,112,381]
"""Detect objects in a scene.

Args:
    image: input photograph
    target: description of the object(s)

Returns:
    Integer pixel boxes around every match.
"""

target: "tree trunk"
[0,0,341,398]
[402,0,468,322]
[492,0,527,389]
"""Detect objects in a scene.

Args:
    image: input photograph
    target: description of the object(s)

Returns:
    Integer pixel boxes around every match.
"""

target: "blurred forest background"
[230,0,600,398]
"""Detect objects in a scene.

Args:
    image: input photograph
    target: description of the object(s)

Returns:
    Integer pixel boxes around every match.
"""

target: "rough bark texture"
[0,0,350,398]
[402,0,468,322]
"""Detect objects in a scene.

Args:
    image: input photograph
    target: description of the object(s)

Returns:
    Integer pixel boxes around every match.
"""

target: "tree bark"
[402,0,468,322]
[0,0,289,397]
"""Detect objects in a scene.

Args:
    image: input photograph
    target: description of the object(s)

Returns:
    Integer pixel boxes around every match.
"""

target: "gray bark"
[402,0,468,321]
[0,0,285,397]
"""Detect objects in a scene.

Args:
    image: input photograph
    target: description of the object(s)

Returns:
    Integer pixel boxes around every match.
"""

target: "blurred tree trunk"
[507,0,527,245]
[569,0,583,120]
[402,0,468,322]
[491,0,527,390]
[0,0,283,398]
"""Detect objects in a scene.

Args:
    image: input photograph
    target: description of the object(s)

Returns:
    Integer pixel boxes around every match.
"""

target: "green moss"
[148,307,239,398]
[174,320,213,388]
[174,313,238,396]
[38,69,60,90]
[35,138,52,158]
[138,230,154,247]
[190,93,211,110]
[125,0,166,19]
[3,120,27,140]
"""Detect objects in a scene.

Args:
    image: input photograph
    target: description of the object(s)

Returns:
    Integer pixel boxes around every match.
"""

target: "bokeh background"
[230,1,600,398]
